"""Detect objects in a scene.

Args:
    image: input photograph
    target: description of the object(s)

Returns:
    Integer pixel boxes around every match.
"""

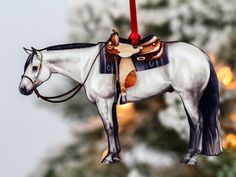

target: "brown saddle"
[106,30,165,62]
[105,30,165,104]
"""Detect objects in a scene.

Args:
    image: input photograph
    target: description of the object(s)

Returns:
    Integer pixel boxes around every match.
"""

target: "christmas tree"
[30,1,236,177]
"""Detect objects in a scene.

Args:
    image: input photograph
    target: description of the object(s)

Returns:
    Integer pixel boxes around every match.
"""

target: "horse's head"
[19,47,51,95]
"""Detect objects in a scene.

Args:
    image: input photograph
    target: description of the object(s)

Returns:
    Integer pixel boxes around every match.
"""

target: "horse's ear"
[31,47,37,52]
[30,47,42,60]
[35,50,43,60]
[23,47,32,54]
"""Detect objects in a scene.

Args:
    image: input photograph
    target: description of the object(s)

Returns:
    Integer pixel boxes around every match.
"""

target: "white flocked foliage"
[69,0,236,52]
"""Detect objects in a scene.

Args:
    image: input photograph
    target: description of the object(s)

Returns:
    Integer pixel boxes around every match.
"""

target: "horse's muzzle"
[19,86,33,96]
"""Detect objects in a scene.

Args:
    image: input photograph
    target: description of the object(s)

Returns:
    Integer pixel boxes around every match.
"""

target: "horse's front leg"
[96,98,121,164]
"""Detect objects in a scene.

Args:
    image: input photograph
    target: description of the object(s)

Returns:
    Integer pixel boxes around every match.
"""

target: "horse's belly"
[126,67,171,102]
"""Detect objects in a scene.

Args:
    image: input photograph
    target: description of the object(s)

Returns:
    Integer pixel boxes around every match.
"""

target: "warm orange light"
[230,114,236,122]
[217,66,234,87]
[116,103,136,132]
[223,134,236,150]
[101,148,108,161]
[208,52,217,64]
[117,103,135,119]
[117,103,134,109]
[225,81,236,90]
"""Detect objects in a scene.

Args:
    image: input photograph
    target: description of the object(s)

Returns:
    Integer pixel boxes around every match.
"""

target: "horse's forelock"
[24,52,35,72]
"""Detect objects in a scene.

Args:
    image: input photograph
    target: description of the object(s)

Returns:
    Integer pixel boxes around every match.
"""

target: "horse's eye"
[32,66,38,71]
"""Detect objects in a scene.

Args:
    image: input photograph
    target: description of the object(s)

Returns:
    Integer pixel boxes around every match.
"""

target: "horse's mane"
[23,43,100,72]
[40,43,98,51]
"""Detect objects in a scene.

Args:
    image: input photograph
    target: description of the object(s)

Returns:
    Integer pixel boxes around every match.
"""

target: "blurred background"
[1,0,236,177]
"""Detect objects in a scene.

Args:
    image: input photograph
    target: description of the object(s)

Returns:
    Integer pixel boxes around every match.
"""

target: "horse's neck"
[42,45,100,83]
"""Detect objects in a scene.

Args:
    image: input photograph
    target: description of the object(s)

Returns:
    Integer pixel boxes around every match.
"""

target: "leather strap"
[34,84,83,103]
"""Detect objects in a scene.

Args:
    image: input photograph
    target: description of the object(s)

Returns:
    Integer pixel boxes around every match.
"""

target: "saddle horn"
[110,29,119,47]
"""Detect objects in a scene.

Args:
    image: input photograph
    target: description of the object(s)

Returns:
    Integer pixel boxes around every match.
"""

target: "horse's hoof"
[180,151,199,165]
[180,157,198,165]
[102,158,113,164]
[101,152,120,164]
[113,154,121,162]
[187,158,198,165]
[180,152,191,164]
[101,156,113,164]
[180,157,190,164]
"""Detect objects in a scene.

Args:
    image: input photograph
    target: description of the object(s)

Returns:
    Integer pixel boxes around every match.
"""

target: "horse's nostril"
[20,86,27,94]
[19,85,33,96]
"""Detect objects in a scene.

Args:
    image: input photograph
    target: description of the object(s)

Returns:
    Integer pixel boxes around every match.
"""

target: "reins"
[34,84,83,103]
[33,43,105,103]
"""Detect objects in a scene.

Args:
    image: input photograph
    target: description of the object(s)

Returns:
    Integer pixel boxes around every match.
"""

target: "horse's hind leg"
[179,92,203,165]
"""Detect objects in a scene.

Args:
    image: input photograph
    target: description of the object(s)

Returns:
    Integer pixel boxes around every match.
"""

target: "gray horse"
[19,40,222,165]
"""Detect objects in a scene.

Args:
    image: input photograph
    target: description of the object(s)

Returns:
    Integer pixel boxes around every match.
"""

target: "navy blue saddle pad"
[99,42,169,74]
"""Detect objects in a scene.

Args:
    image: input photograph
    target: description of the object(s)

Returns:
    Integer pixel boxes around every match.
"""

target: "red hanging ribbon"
[128,0,141,46]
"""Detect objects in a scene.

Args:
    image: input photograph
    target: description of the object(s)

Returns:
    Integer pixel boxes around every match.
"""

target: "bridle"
[22,43,105,103]
[21,49,43,90]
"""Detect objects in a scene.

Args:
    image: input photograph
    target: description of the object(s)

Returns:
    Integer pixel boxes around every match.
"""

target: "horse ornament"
[19,29,222,165]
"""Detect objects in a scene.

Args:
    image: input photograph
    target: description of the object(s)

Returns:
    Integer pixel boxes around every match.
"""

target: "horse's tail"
[199,60,223,155]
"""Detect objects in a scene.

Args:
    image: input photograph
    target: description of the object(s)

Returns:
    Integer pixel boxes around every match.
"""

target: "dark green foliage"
[217,150,236,177]
[45,169,57,177]
[218,30,236,68]
[113,16,130,28]
[63,90,98,121]
[141,0,169,9]
[144,21,172,39]
[136,114,187,154]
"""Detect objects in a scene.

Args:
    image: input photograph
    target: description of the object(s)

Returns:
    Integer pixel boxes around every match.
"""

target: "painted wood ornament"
[19,0,222,165]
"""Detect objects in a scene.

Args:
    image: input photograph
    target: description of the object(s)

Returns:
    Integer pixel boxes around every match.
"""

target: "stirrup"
[117,92,127,105]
